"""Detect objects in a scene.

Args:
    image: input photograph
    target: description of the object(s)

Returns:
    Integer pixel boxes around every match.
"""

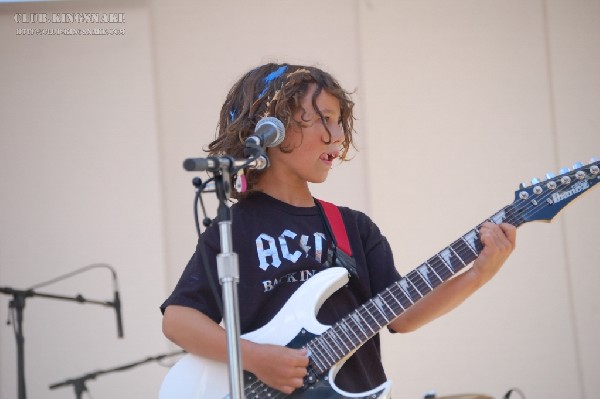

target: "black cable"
[188,155,259,318]
[27,263,116,291]
[503,387,526,399]
[192,179,223,315]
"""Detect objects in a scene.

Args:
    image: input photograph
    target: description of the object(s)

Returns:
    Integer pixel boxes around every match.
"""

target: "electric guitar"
[159,158,599,399]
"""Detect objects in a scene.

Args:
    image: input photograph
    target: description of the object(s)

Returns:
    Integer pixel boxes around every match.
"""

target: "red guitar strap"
[316,199,353,257]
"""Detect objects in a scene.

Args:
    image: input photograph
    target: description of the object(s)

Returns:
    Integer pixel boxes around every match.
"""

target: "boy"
[161,63,516,396]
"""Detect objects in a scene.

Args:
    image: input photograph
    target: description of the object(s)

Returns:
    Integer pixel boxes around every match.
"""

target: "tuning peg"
[559,167,570,175]
[531,177,540,185]
[545,172,556,180]
[591,156,599,163]
[572,162,584,169]
[519,182,528,189]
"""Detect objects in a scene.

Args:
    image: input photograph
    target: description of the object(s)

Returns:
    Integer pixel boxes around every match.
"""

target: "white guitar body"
[159,267,392,399]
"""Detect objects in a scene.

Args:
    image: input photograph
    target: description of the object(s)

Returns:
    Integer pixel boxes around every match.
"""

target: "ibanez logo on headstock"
[513,158,599,224]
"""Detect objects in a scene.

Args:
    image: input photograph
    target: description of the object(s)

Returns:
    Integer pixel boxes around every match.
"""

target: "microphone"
[244,117,285,156]
[110,271,124,339]
[113,289,124,338]
[183,117,285,173]
[183,156,268,172]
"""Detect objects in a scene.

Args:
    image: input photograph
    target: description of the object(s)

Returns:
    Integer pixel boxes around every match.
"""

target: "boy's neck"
[255,181,314,207]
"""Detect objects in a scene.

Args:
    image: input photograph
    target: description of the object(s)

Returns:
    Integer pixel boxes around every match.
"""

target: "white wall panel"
[546,1,600,398]
[0,2,168,399]
[359,1,598,398]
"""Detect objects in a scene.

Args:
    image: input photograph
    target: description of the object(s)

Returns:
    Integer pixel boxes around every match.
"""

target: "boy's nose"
[330,125,344,144]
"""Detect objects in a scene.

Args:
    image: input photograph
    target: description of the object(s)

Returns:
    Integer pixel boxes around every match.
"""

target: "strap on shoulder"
[316,199,353,257]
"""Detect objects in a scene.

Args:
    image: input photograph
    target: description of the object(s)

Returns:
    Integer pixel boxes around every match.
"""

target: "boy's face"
[267,83,344,185]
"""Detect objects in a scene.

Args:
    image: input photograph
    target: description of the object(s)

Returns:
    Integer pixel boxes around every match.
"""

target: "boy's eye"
[322,116,340,124]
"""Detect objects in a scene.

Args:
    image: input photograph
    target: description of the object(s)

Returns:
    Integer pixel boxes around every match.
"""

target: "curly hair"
[207,63,356,198]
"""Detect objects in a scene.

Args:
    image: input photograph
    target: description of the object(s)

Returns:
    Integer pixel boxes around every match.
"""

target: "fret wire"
[369,297,388,325]
[342,318,362,345]
[306,342,326,373]
[395,281,415,307]
[461,235,478,256]
[311,337,334,369]
[332,323,350,348]
[318,334,338,364]
[323,328,346,356]
[324,327,344,352]
[338,317,368,352]
[409,270,431,295]
[406,272,424,298]
[372,295,394,326]
[350,312,370,339]
[397,281,415,304]
[457,248,477,266]
[386,287,405,311]
[449,244,466,266]
[339,319,360,347]
[430,257,452,281]
[358,304,379,334]
[436,253,455,275]
[414,278,432,298]
[307,345,327,374]
[425,261,443,285]
[416,265,434,290]
[311,342,330,372]
[379,291,399,319]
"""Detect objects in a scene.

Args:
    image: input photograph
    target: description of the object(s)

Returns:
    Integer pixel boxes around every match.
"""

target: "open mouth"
[321,152,338,162]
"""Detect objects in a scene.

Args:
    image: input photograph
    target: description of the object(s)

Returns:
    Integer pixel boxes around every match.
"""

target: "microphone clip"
[243,137,264,158]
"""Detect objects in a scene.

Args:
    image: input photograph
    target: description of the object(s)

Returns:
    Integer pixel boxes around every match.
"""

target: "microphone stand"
[48,350,185,399]
[214,163,245,399]
[0,286,116,399]
[185,155,259,399]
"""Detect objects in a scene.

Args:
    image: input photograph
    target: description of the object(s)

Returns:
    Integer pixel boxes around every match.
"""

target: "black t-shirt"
[161,191,401,393]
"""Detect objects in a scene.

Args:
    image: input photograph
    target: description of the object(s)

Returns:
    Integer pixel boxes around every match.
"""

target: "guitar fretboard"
[305,205,523,374]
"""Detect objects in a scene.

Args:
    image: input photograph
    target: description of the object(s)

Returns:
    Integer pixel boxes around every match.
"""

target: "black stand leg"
[9,292,28,399]
[73,379,88,399]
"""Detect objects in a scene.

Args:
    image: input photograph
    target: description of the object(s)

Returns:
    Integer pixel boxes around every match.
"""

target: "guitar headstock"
[511,157,599,224]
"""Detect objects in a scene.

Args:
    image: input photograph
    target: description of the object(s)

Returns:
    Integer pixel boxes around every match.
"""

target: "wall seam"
[146,0,174,306]
[542,1,586,397]
[353,0,372,215]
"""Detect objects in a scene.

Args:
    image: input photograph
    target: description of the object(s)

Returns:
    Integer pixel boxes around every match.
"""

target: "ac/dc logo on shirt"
[255,229,327,270]
[255,229,329,293]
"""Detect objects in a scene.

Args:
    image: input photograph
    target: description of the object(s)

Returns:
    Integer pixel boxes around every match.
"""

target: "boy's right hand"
[244,342,309,394]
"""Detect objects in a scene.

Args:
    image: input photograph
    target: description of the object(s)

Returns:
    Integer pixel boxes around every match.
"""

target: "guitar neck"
[306,205,523,374]
[306,158,599,375]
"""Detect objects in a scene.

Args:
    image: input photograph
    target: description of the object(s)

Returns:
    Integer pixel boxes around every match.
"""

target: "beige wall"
[0,1,598,398]
[0,2,169,399]
[361,1,600,398]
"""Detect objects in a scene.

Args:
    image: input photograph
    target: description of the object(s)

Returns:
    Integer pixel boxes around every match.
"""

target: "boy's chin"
[309,174,329,184]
